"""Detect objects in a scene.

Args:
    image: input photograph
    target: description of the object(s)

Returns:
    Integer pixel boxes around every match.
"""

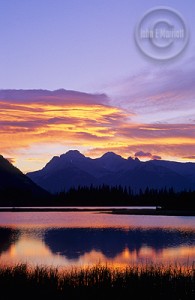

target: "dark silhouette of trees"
[0,184,194,210]
[55,185,195,210]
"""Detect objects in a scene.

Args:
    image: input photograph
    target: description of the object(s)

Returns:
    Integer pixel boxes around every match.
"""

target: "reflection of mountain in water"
[44,228,195,260]
[0,228,20,255]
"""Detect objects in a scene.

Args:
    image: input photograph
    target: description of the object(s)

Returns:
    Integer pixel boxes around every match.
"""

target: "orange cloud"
[183,156,195,160]
[0,89,195,172]
[0,102,128,142]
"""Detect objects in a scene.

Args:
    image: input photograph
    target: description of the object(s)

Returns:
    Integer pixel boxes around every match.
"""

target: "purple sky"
[0,0,195,172]
[0,0,194,92]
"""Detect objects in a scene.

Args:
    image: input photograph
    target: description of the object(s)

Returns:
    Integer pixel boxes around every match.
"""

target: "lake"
[0,210,195,269]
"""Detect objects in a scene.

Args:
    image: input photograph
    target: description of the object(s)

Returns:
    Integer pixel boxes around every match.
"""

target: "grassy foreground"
[0,263,194,300]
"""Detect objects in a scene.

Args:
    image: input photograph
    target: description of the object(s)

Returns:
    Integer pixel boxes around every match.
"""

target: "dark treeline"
[0,184,195,210]
[0,187,50,207]
[56,185,195,210]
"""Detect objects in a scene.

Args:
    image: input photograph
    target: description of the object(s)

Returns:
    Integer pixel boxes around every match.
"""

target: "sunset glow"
[1,231,195,269]
[0,2,194,298]
[0,0,194,173]
[0,93,195,172]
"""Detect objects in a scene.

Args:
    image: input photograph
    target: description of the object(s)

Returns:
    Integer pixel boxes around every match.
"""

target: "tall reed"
[0,263,194,299]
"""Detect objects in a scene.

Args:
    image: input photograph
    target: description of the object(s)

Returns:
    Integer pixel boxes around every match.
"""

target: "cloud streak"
[0,88,195,172]
[104,60,195,124]
[134,151,161,160]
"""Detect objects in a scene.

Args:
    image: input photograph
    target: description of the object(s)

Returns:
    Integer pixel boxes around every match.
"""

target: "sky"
[0,0,195,173]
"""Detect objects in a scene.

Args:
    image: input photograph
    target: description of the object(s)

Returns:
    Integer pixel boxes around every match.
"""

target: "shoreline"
[0,207,194,216]
[108,208,195,216]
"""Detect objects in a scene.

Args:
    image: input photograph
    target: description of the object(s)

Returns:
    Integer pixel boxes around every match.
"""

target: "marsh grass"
[0,263,194,299]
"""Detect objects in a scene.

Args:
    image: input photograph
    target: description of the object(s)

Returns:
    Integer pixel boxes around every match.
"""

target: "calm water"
[0,211,195,269]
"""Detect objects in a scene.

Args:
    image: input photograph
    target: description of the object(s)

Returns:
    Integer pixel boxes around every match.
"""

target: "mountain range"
[27,150,195,194]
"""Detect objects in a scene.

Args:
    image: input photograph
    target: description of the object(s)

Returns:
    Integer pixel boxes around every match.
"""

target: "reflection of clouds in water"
[0,228,19,255]
[0,212,195,269]
[1,227,194,268]
[75,246,195,268]
[1,233,195,269]
[0,234,70,267]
